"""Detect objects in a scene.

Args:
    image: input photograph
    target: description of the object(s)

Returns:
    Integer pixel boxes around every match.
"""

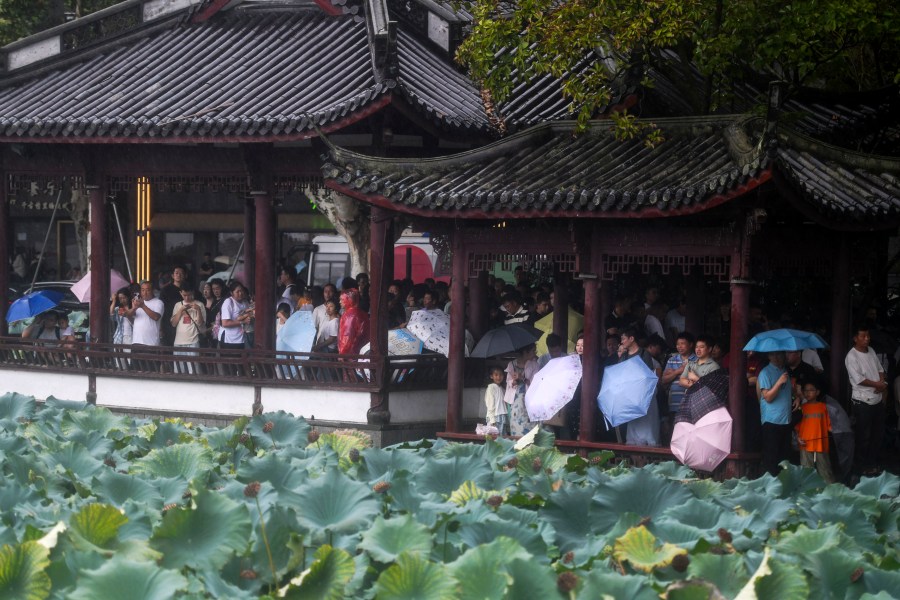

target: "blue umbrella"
[597,357,659,428]
[743,328,828,352]
[6,290,65,323]
[276,310,317,356]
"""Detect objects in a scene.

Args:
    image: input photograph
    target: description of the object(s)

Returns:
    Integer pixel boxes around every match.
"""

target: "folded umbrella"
[597,357,658,427]
[6,290,65,323]
[470,324,542,358]
[743,328,828,352]
[675,370,729,425]
[525,354,582,422]
[70,269,131,303]
[670,406,733,472]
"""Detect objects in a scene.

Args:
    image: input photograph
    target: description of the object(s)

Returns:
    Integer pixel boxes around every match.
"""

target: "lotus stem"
[255,496,278,593]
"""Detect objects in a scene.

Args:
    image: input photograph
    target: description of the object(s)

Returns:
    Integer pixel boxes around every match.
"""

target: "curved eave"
[0,94,393,144]
[325,169,772,219]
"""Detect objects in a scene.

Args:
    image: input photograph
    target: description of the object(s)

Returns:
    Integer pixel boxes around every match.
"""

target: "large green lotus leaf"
[68,504,127,549]
[502,558,558,600]
[93,471,164,509]
[150,489,251,572]
[0,478,41,514]
[456,513,552,563]
[148,420,193,449]
[713,488,792,530]
[774,523,843,556]
[687,553,749,598]
[358,447,426,482]
[860,568,900,597]
[130,443,214,481]
[249,505,299,577]
[283,544,355,600]
[45,546,104,596]
[0,541,50,600]
[683,478,722,499]
[248,411,310,449]
[593,469,693,525]
[385,472,445,527]
[753,559,809,599]
[313,431,372,470]
[801,499,880,553]
[237,451,306,492]
[60,408,126,438]
[854,471,900,499]
[447,537,529,600]
[613,525,686,573]
[67,556,187,600]
[776,463,826,497]
[202,416,248,452]
[433,441,486,459]
[43,443,104,480]
[373,552,456,600]
[640,461,696,479]
[62,430,114,460]
[197,568,258,600]
[0,393,36,425]
[415,455,493,497]
[358,515,433,563]
[0,432,27,454]
[294,467,378,535]
[796,547,861,600]
[42,397,88,412]
[543,486,604,548]
[576,570,658,600]
[514,446,568,478]
[0,526,14,547]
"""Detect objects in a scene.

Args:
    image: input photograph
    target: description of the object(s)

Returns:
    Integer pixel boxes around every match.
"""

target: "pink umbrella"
[71,269,131,303]
[670,406,733,472]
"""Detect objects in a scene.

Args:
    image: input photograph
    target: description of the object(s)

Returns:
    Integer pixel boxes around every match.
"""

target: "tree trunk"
[68,186,90,275]
[306,187,371,277]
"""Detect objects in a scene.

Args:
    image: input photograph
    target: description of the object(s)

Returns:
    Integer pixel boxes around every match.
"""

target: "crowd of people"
[17,258,899,479]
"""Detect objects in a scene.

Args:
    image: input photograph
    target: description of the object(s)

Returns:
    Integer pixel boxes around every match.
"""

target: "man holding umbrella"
[618,326,661,445]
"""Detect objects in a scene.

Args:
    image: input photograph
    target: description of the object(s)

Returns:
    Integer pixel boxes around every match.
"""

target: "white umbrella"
[525,354,582,422]
[70,269,131,303]
[406,309,451,356]
[359,328,424,356]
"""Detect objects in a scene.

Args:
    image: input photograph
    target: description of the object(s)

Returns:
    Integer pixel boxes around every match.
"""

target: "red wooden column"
[0,162,8,336]
[252,191,274,350]
[368,206,392,424]
[446,223,466,432]
[88,184,110,343]
[468,269,488,342]
[728,243,749,453]
[243,198,256,292]
[830,233,850,401]
[579,236,602,441]
[553,269,569,341]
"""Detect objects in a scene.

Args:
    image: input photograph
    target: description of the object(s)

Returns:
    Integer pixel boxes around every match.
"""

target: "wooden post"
[368,206,392,424]
[728,277,750,453]
[243,198,255,292]
[252,191,274,350]
[831,233,850,401]
[553,269,569,341]
[446,223,466,432]
[0,161,8,336]
[468,270,488,342]
[88,184,110,343]
[579,236,602,441]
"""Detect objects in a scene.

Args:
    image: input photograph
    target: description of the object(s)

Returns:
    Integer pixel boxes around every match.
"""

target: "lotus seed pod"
[240,569,258,579]
[103,457,117,468]
[589,455,603,465]
[507,457,519,469]
[532,457,542,472]
[486,495,503,508]
[850,567,864,583]
[717,528,733,544]
[308,430,320,443]
[263,421,274,433]
[182,490,192,499]
[244,481,262,498]
[349,448,360,462]
[672,554,690,573]
[557,572,579,593]
[373,481,391,493]
[162,503,178,513]
[239,433,249,444]
[562,551,575,564]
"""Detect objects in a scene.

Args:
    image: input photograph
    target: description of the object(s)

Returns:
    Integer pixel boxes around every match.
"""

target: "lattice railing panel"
[468,252,578,277]
[600,254,731,282]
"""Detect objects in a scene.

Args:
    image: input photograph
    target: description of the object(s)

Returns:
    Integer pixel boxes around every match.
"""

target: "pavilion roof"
[322,115,771,218]
[0,0,604,142]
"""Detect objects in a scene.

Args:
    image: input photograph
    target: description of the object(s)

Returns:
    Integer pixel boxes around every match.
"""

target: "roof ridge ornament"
[365,0,398,82]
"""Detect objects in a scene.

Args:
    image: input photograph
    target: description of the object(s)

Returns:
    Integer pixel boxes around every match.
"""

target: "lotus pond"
[0,392,898,599]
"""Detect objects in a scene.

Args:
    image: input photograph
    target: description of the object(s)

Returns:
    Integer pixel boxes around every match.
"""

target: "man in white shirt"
[313,284,337,343]
[128,281,164,346]
[845,325,886,475]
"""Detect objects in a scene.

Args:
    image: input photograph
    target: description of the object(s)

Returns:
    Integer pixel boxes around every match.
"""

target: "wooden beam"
[368,205,392,424]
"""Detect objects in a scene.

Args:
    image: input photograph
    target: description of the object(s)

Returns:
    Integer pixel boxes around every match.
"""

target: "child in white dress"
[484,367,507,434]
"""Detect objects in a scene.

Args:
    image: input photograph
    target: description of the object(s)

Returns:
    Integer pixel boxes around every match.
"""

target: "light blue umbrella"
[6,290,64,323]
[276,310,316,356]
[597,357,658,428]
[743,328,828,352]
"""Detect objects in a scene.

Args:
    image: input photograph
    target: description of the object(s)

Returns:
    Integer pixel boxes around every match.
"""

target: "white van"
[307,232,448,287]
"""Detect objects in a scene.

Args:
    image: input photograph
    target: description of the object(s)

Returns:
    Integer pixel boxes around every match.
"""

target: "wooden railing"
[0,336,489,392]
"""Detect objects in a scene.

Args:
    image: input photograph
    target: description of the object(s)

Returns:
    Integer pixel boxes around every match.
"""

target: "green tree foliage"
[0,0,120,46]
[457,0,900,125]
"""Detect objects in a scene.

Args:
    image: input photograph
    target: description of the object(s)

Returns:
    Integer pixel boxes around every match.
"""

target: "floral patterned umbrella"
[525,354,582,422]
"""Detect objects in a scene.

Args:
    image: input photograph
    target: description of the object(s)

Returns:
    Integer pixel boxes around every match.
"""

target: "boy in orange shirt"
[796,376,835,483]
